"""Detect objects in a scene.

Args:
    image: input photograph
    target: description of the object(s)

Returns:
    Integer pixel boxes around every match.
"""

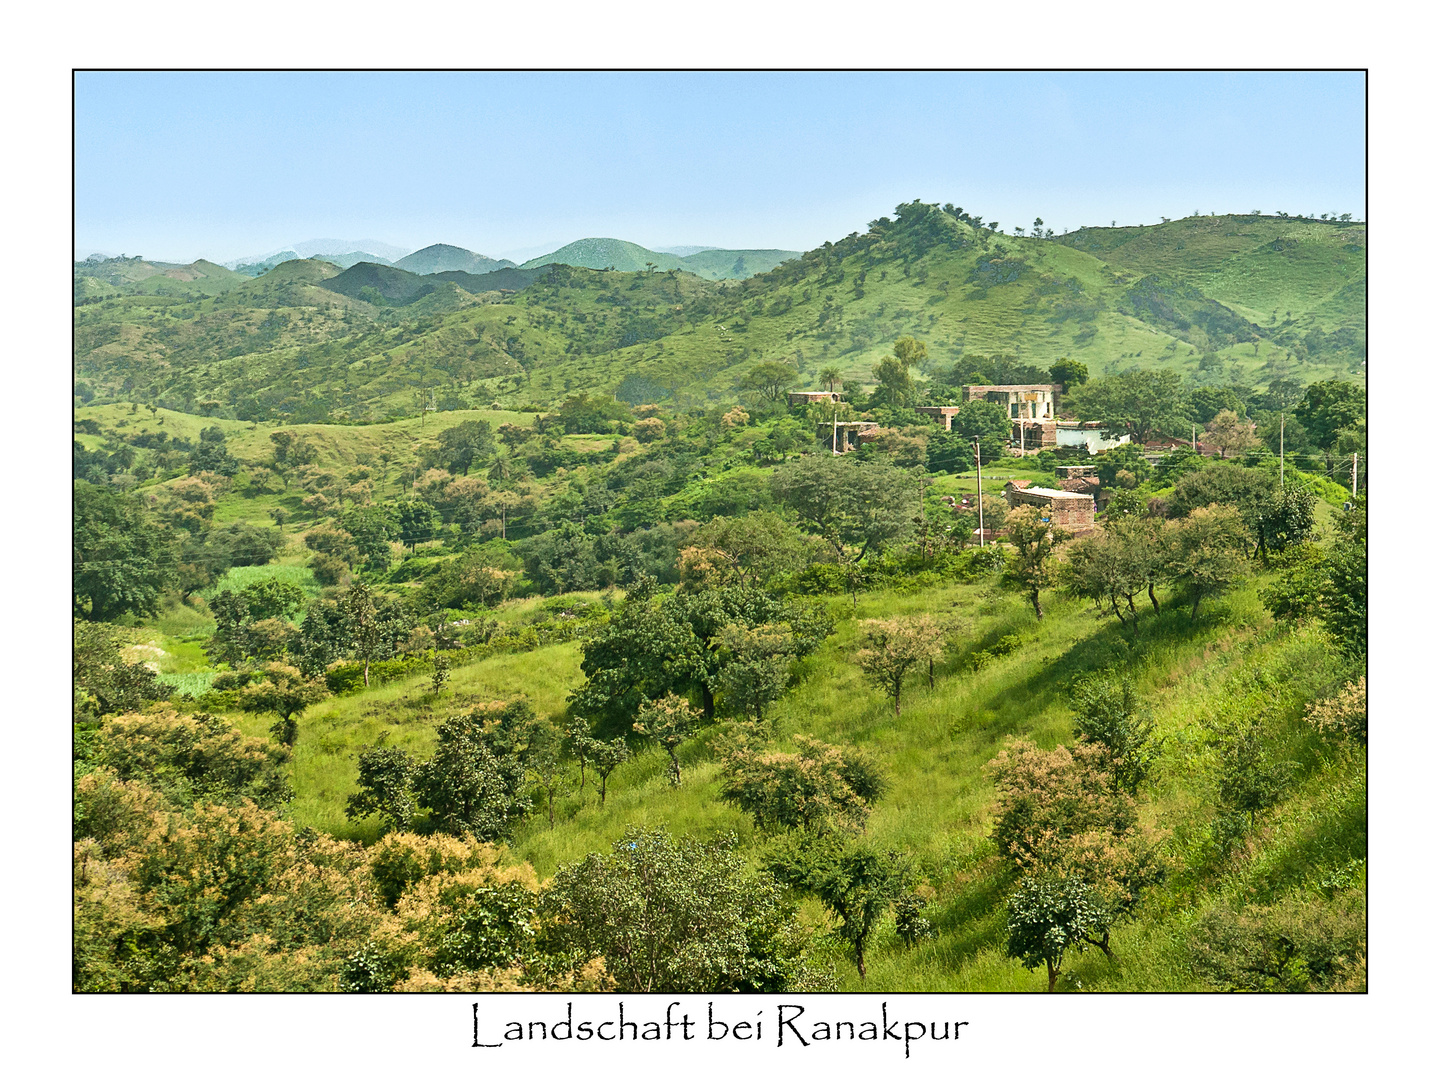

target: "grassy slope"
[210,566,1358,992]
[75,215,1363,422]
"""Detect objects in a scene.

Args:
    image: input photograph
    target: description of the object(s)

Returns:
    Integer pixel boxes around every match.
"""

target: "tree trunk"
[701,684,715,721]
[1046,958,1058,992]
[1190,593,1202,621]
[599,774,608,805]
[1126,593,1138,616]
[363,658,370,687]
[1031,588,1044,620]
[1148,581,1160,614]
[855,940,867,981]
[1110,593,1129,628]
[928,658,935,689]
[547,790,555,828]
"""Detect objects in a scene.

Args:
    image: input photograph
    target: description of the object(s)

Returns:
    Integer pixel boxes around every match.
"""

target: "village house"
[1053,420,1129,454]
[788,390,843,406]
[818,420,880,453]
[1003,479,1096,527]
[961,384,1063,448]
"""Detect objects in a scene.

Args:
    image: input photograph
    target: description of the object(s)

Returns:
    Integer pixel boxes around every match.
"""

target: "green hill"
[317,251,395,270]
[521,237,682,273]
[73,205,1365,424]
[396,243,516,276]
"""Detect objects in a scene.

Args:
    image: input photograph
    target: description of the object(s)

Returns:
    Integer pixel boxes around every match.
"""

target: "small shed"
[1003,481,1095,527]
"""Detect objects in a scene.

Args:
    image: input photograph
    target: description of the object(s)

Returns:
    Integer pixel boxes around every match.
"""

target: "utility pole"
[974,437,985,547]
[1192,423,1196,452]
[1352,452,1358,497]
[1279,415,1285,490]
[832,404,839,455]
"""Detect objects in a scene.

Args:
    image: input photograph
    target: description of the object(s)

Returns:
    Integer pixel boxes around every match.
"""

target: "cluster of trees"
[74,702,829,992]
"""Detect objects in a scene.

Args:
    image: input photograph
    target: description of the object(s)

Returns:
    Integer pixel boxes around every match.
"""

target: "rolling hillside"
[74,206,1365,424]
[520,237,801,280]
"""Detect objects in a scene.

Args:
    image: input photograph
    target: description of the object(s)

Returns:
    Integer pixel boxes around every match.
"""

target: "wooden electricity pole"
[974,437,985,547]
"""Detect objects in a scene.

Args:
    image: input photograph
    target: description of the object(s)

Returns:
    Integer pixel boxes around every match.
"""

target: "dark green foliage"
[1322,502,1366,658]
[1211,714,1293,831]
[1295,380,1365,451]
[346,744,418,832]
[769,833,911,980]
[1006,875,1112,992]
[432,419,495,476]
[720,735,887,831]
[428,880,541,976]
[412,702,538,841]
[1070,672,1158,795]
[1187,386,1246,425]
[1092,441,1153,487]
[73,619,168,721]
[893,892,935,947]
[546,391,632,434]
[1260,543,1329,622]
[73,480,174,621]
[1166,461,1274,525]
[1048,358,1088,392]
[395,500,441,552]
[1068,369,1189,444]
[545,826,812,992]
[1253,486,1316,554]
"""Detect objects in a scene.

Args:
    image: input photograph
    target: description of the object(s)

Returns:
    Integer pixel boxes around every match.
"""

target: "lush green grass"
[236,562,1359,991]
[205,562,321,599]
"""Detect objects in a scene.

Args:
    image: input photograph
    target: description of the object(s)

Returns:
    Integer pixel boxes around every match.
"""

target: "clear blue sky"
[75,71,1365,264]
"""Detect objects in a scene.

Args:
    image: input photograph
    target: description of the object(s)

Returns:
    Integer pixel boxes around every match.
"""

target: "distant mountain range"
[93,236,802,284]
[519,237,801,279]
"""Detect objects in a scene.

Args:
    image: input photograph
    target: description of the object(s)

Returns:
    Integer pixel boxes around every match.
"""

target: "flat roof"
[1012,486,1093,500]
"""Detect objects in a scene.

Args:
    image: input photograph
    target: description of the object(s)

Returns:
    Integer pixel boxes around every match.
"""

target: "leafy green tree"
[720,734,886,831]
[413,702,537,841]
[893,891,935,947]
[1004,506,1067,619]
[1068,369,1188,444]
[433,419,495,476]
[1295,380,1365,461]
[588,736,631,805]
[1169,505,1250,619]
[1166,461,1274,532]
[715,622,796,721]
[1049,358,1088,393]
[817,365,843,392]
[395,499,441,553]
[1322,501,1366,658]
[430,651,451,695]
[1069,672,1158,795]
[772,455,915,604]
[73,480,175,622]
[1253,486,1316,556]
[341,580,411,687]
[346,743,418,832]
[854,615,946,715]
[682,511,812,589]
[633,693,702,787]
[545,826,813,992]
[739,360,801,406]
[1211,713,1293,831]
[1006,875,1111,992]
[771,834,910,980]
[73,619,168,721]
[526,723,575,829]
[871,338,926,407]
[1205,409,1256,459]
[1188,386,1246,425]
[570,576,698,735]
[239,663,330,745]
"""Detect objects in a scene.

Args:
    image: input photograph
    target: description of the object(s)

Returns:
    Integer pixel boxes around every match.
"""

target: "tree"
[772,455,915,604]
[1166,462,1275,536]
[73,480,174,622]
[431,651,451,695]
[771,834,910,980]
[433,419,495,476]
[720,734,886,831]
[1006,875,1110,992]
[681,511,811,590]
[588,736,631,805]
[73,619,168,722]
[987,738,1160,963]
[818,365,843,392]
[714,622,796,721]
[1004,506,1067,619]
[340,580,410,687]
[1295,380,1365,461]
[1211,714,1292,831]
[412,702,537,841]
[1049,358,1088,393]
[1205,410,1256,459]
[1321,501,1366,658]
[633,693,702,787]
[739,361,801,407]
[1253,486,1316,556]
[854,616,946,715]
[1169,505,1249,619]
[239,663,330,745]
[395,499,440,552]
[1069,672,1158,795]
[1068,370,1188,444]
[346,743,418,832]
[526,723,575,829]
[544,826,812,992]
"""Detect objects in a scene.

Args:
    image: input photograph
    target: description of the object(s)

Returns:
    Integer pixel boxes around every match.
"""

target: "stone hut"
[1002,480,1095,527]
[788,391,843,406]
[818,420,880,453]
